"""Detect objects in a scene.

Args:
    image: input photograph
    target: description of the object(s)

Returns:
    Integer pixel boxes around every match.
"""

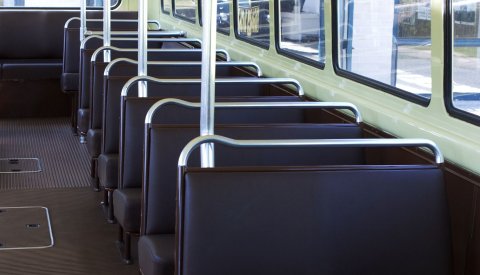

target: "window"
[162,0,171,13]
[336,0,432,103]
[0,0,119,8]
[278,0,325,65]
[235,0,270,47]
[217,0,231,34]
[198,0,231,34]
[173,0,197,22]
[451,0,480,117]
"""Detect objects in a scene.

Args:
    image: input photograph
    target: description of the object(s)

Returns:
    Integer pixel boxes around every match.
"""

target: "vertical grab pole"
[80,0,87,40]
[103,0,111,62]
[138,0,148,97]
[199,0,218,168]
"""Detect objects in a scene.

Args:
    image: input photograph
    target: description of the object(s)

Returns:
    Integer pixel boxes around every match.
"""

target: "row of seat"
[62,14,453,275]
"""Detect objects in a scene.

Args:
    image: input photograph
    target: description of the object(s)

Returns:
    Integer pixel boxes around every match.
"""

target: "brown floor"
[0,118,138,274]
[0,117,91,189]
[0,188,139,275]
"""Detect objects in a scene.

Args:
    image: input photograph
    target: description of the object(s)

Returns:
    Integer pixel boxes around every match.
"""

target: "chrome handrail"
[178,135,444,166]
[91,39,204,62]
[66,17,161,27]
[144,98,361,125]
[104,58,262,77]
[122,76,302,97]
[84,30,186,37]
[80,35,103,49]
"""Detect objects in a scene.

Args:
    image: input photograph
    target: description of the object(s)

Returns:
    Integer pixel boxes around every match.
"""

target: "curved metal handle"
[82,19,161,29]
[64,17,80,28]
[145,98,361,124]
[80,35,103,49]
[122,76,303,97]
[178,135,444,166]
[91,39,205,62]
[85,30,186,37]
[104,58,261,76]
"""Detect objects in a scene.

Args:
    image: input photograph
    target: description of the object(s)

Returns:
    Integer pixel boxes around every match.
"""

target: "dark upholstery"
[86,129,102,158]
[2,61,61,80]
[138,234,175,275]
[87,49,214,157]
[0,11,77,59]
[102,79,296,157]
[0,10,75,117]
[113,96,302,239]
[143,124,363,235]
[112,188,141,232]
[97,153,118,189]
[62,73,79,93]
[178,166,452,275]
[99,78,297,191]
[62,27,80,93]
[77,109,90,136]
[77,39,160,134]
[61,11,138,93]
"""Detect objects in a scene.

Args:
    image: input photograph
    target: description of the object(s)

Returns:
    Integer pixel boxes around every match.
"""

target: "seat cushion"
[98,153,118,189]
[113,188,141,232]
[77,108,90,135]
[138,234,175,275]
[61,72,79,93]
[86,128,102,158]
[2,61,62,80]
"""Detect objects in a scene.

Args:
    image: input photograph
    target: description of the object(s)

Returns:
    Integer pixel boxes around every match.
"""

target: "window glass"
[337,0,432,99]
[162,0,171,13]
[452,0,480,116]
[0,0,118,8]
[198,0,231,34]
[279,0,325,63]
[217,0,231,33]
[174,0,197,22]
[236,0,270,46]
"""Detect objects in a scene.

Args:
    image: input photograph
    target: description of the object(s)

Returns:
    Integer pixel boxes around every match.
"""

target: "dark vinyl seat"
[62,12,139,94]
[98,79,298,221]
[174,163,452,275]
[77,39,170,137]
[136,124,364,272]
[62,12,138,128]
[86,54,238,178]
[112,96,303,263]
[138,235,175,275]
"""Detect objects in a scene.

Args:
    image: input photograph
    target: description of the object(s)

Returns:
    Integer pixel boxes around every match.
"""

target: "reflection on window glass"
[337,0,432,99]
[217,0,230,33]
[162,0,171,13]
[236,0,270,45]
[452,0,480,116]
[174,0,196,22]
[279,0,325,63]
[198,0,231,34]
[0,0,118,8]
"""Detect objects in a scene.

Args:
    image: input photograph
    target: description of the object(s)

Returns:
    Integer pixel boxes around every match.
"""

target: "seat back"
[90,52,230,129]
[142,124,364,235]
[120,96,304,190]
[103,80,297,154]
[61,11,138,92]
[178,164,451,275]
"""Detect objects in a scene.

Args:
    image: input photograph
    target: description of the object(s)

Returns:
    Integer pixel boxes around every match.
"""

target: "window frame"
[233,0,270,50]
[444,0,480,126]
[274,0,325,70]
[331,0,431,107]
